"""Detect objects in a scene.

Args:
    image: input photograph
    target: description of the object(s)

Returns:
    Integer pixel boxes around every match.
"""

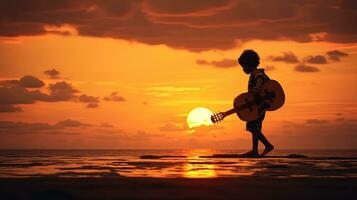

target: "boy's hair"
[238,49,260,69]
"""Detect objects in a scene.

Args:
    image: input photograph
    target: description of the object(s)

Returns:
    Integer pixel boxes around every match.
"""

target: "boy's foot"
[241,150,260,158]
[260,145,274,157]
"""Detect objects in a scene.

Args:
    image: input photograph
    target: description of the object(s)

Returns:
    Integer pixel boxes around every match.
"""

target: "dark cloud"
[55,119,91,127]
[196,58,237,68]
[86,102,99,108]
[48,81,79,101]
[103,91,126,102]
[0,85,51,105]
[0,81,76,105]
[142,0,232,16]
[268,52,299,63]
[1,0,357,51]
[0,75,44,88]
[304,55,328,64]
[0,79,19,87]
[0,119,95,135]
[0,121,59,134]
[44,68,60,79]
[327,50,349,61]
[19,75,45,88]
[78,94,100,108]
[0,78,84,111]
[294,64,319,72]
[0,104,22,112]
[78,94,100,103]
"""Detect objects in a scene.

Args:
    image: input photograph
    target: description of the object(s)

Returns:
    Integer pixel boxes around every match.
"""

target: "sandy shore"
[0,177,356,200]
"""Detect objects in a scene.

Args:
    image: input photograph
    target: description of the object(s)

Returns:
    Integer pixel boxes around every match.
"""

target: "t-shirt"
[248,68,270,92]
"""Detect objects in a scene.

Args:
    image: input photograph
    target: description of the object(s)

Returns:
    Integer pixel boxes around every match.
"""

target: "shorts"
[246,112,265,132]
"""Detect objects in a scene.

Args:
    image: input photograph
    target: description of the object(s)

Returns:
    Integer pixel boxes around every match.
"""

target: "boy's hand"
[250,87,262,95]
[250,88,263,104]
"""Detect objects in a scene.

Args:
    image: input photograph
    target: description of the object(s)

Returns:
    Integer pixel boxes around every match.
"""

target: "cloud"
[0,120,59,135]
[48,81,79,101]
[0,104,22,112]
[191,124,225,135]
[0,85,51,104]
[100,123,114,128]
[86,102,99,108]
[304,55,328,64]
[1,1,357,51]
[55,119,91,127]
[0,73,116,111]
[263,65,275,71]
[327,50,349,61]
[131,131,164,140]
[0,75,44,88]
[19,75,45,88]
[268,52,299,63]
[78,94,100,108]
[44,69,60,79]
[196,58,237,68]
[103,91,126,102]
[0,78,86,111]
[159,123,185,132]
[142,0,232,16]
[294,64,319,72]
[0,119,98,135]
[306,119,329,124]
[275,119,357,149]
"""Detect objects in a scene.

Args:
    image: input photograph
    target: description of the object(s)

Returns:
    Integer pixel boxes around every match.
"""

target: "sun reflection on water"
[183,163,217,178]
[182,149,217,178]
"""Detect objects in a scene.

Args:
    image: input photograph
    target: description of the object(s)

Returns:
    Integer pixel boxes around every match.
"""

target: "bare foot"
[241,150,260,158]
[260,145,274,157]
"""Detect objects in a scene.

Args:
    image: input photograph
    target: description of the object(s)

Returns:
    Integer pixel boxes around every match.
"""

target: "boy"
[238,49,274,157]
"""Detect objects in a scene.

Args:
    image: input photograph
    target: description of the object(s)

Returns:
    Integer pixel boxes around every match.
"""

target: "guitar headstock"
[211,112,225,124]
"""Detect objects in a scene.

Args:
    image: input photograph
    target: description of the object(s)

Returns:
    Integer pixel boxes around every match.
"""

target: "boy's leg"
[257,132,274,156]
[256,132,273,148]
[251,131,259,154]
[241,130,259,157]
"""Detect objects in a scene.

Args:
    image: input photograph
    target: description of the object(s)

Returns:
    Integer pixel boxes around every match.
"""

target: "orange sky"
[0,0,357,149]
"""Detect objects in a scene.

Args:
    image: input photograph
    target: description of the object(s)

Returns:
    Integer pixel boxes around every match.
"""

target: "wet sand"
[1,150,356,199]
[0,177,355,200]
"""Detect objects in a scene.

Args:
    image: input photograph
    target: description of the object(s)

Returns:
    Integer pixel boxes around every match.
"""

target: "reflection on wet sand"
[183,149,217,178]
[183,163,216,178]
[0,149,356,178]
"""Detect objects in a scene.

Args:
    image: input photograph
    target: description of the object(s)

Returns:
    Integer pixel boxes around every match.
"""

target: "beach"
[1,177,356,200]
[0,149,356,199]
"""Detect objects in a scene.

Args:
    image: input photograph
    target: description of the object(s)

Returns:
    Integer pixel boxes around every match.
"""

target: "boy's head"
[238,49,260,74]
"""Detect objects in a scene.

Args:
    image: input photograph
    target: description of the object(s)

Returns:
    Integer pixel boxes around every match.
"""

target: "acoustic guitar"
[211,80,285,123]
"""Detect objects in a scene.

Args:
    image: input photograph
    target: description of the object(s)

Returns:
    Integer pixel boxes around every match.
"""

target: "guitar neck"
[223,108,236,118]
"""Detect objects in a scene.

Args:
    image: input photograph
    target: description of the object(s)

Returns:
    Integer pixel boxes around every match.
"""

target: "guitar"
[211,80,285,123]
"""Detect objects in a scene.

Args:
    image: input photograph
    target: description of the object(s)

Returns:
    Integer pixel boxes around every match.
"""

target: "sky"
[0,0,357,149]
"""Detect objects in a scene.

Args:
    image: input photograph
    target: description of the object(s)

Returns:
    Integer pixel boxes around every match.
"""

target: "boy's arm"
[249,76,264,94]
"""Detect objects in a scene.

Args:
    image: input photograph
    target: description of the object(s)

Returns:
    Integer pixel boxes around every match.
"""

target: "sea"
[0,149,356,178]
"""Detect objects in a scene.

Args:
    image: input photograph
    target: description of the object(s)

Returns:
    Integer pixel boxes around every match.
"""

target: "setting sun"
[186,107,213,128]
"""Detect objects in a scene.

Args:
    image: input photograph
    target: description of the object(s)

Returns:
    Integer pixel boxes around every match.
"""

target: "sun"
[186,107,213,128]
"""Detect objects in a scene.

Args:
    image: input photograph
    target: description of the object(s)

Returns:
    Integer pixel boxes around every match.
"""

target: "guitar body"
[211,80,285,124]
[234,80,285,121]
[234,93,258,121]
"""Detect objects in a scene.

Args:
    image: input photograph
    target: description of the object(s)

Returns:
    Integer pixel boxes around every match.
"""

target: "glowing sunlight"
[186,107,214,128]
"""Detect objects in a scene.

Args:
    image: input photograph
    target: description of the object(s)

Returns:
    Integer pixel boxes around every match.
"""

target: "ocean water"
[0,149,356,178]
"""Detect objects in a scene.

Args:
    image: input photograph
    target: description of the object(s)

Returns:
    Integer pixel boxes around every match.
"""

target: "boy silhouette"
[238,50,274,157]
